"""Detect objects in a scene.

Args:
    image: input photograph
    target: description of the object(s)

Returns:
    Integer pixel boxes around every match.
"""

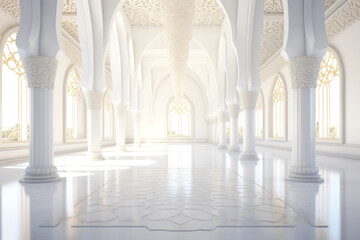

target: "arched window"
[65,68,81,140]
[238,107,244,137]
[167,97,192,137]
[103,90,114,139]
[256,92,264,139]
[316,50,341,140]
[1,32,29,143]
[271,76,286,139]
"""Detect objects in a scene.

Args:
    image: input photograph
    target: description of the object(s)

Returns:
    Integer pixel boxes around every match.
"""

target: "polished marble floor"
[0,143,359,240]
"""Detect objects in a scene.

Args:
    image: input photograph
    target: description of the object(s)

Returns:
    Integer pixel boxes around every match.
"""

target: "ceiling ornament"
[62,21,79,42]
[63,0,77,14]
[260,21,284,66]
[160,0,195,98]
[123,0,223,26]
[326,0,360,38]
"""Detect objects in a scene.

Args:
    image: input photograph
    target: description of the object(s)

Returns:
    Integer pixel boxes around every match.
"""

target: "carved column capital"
[23,56,58,88]
[115,103,128,117]
[227,104,241,118]
[240,91,258,110]
[289,56,322,89]
[84,91,104,110]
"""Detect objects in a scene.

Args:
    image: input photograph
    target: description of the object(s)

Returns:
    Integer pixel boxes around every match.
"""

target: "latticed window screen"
[316,50,340,140]
[66,69,81,139]
[272,77,286,138]
[255,93,264,138]
[238,107,244,137]
[1,32,29,142]
[103,89,113,139]
[167,97,192,137]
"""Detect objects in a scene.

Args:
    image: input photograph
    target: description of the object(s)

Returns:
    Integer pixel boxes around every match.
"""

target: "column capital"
[289,56,322,89]
[23,56,58,88]
[84,91,104,110]
[240,91,258,110]
[227,104,241,118]
[115,103,128,117]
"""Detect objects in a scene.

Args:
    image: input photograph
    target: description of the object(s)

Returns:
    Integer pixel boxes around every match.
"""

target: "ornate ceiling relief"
[326,0,360,38]
[63,0,77,14]
[123,0,224,26]
[260,21,284,66]
[264,0,283,14]
[62,21,79,42]
[0,0,20,21]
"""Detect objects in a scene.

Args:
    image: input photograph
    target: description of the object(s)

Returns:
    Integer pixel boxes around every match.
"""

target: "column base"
[228,145,240,152]
[239,152,258,161]
[87,152,105,161]
[20,174,61,183]
[286,173,324,183]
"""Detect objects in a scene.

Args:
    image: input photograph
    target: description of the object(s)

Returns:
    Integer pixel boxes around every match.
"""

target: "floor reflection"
[0,144,357,239]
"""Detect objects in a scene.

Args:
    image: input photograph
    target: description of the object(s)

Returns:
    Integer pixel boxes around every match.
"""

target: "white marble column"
[115,103,128,151]
[287,56,323,182]
[132,111,142,147]
[145,115,154,143]
[20,56,59,183]
[217,110,227,148]
[84,91,105,160]
[227,104,241,152]
[239,91,259,160]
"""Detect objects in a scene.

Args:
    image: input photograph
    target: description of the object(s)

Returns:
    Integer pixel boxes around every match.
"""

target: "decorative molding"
[63,36,82,66]
[264,0,338,14]
[84,91,104,110]
[240,91,259,110]
[63,0,77,14]
[23,56,59,88]
[62,21,79,42]
[123,0,224,26]
[260,20,284,66]
[288,56,322,89]
[326,0,360,38]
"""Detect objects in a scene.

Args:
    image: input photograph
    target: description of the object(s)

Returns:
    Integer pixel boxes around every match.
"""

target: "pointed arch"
[167,96,193,138]
[270,74,287,139]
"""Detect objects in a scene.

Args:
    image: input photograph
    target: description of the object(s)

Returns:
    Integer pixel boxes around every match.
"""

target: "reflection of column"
[239,91,259,161]
[20,57,60,182]
[217,110,227,148]
[115,103,127,151]
[286,181,320,239]
[287,57,323,182]
[23,181,63,239]
[227,104,241,151]
[132,111,142,147]
[228,151,240,174]
[84,91,105,160]
[240,159,258,182]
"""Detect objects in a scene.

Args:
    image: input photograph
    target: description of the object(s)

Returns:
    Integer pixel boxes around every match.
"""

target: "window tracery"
[271,76,286,139]
[167,97,192,137]
[2,32,29,142]
[256,92,264,138]
[316,50,341,140]
[66,69,80,140]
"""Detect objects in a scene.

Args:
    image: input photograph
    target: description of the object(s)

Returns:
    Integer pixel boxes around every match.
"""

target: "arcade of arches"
[0,0,359,239]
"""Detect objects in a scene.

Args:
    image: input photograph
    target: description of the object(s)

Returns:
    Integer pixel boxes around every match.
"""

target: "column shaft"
[217,111,227,148]
[115,104,127,151]
[228,104,240,151]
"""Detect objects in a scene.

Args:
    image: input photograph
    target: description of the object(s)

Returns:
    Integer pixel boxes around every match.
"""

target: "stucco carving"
[84,91,104,110]
[23,56,58,88]
[63,0,77,14]
[326,0,360,38]
[260,20,284,66]
[62,21,79,42]
[288,56,322,89]
[264,0,338,14]
[240,91,259,110]
[123,0,224,26]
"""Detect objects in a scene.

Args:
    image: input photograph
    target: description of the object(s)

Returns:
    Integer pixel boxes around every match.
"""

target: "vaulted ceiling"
[1,0,360,71]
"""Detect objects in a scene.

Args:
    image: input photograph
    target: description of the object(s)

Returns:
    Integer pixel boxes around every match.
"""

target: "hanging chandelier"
[160,0,195,98]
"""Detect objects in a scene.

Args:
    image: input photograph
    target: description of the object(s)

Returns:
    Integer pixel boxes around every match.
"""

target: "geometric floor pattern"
[70,169,302,231]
